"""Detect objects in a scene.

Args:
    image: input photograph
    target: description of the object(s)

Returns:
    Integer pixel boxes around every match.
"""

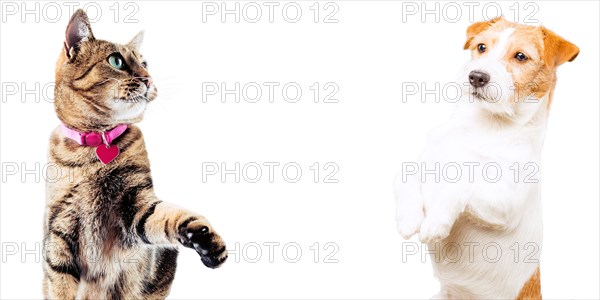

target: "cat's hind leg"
[43,238,80,299]
[140,247,179,299]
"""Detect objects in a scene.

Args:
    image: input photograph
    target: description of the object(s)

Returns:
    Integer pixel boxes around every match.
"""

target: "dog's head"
[462,17,578,117]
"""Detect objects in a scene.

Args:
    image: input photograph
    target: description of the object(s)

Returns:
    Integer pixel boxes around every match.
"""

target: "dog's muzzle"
[469,70,490,88]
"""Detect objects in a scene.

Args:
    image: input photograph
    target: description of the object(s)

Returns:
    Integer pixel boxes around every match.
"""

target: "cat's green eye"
[108,54,124,70]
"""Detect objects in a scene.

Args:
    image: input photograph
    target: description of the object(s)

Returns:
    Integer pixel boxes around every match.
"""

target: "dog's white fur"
[395,19,577,299]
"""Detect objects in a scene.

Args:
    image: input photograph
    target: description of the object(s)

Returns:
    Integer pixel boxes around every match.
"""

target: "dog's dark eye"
[515,52,528,62]
[141,61,148,68]
[477,43,486,53]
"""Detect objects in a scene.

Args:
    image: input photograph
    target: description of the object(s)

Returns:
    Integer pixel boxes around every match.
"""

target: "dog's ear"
[463,16,503,50]
[541,27,579,69]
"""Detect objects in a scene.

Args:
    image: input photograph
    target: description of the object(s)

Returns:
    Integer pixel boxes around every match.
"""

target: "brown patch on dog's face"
[55,9,157,132]
[503,24,552,103]
[463,16,504,51]
[463,17,578,112]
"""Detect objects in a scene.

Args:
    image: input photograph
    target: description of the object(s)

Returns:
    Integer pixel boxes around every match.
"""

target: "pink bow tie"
[61,124,127,147]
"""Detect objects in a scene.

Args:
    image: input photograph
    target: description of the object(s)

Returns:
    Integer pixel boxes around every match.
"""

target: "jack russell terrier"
[394,17,578,299]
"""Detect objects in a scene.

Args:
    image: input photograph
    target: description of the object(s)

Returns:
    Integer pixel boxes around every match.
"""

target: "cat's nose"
[141,77,152,88]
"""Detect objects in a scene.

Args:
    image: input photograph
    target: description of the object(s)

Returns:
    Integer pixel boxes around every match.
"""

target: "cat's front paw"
[178,220,227,269]
[418,217,452,244]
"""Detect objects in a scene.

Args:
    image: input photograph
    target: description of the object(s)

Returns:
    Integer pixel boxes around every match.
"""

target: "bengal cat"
[43,9,227,299]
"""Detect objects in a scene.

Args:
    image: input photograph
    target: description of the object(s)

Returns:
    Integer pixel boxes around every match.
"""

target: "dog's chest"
[423,123,539,165]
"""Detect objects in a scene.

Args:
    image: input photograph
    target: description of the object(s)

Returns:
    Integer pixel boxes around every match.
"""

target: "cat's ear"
[127,31,145,51]
[64,9,94,59]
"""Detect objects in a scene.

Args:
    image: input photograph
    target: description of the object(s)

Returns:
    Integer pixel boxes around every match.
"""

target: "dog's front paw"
[178,220,227,269]
[396,210,424,240]
[418,218,452,244]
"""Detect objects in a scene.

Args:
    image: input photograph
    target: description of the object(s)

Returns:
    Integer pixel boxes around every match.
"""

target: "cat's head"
[55,9,157,131]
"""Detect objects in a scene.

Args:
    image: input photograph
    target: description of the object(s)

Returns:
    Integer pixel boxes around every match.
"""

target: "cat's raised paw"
[178,220,227,269]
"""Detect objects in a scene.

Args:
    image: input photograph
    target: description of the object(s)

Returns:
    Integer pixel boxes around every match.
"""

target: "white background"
[1,1,599,299]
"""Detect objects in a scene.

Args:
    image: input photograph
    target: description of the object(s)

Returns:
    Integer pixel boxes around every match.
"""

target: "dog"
[394,17,578,299]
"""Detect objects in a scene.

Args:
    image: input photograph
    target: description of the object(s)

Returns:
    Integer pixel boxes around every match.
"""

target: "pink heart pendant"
[96,144,120,165]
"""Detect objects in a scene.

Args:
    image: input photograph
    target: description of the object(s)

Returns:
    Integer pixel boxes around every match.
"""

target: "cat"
[43,9,227,299]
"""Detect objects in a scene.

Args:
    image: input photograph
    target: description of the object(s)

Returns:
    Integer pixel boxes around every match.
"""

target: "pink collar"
[61,124,128,147]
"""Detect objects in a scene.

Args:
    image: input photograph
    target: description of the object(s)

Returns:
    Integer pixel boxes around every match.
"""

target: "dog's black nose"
[469,70,490,88]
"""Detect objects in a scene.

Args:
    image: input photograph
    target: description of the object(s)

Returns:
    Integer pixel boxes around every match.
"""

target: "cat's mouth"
[119,92,151,103]
[118,82,157,103]
[119,97,147,103]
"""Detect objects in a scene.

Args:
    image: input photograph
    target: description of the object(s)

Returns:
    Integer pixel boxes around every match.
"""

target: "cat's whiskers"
[129,93,150,104]
[141,78,181,114]
[95,77,122,87]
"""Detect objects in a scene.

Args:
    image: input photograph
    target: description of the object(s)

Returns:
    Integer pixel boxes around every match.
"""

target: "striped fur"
[43,10,227,299]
